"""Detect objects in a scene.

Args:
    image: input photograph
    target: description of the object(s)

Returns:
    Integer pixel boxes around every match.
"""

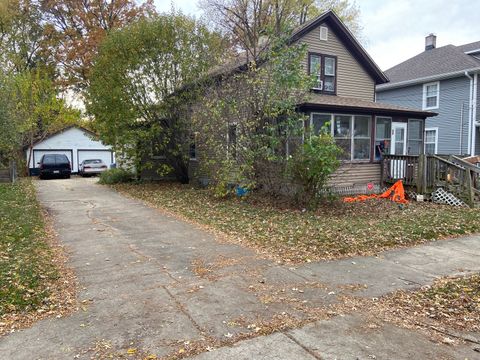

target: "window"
[324,57,336,92]
[320,26,328,41]
[311,113,331,134]
[425,128,438,154]
[423,81,439,110]
[353,116,371,160]
[375,117,392,160]
[189,133,197,160]
[309,54,322,90]
[228,124,237,159]
[308,53,336,93]
[407,119,423,155]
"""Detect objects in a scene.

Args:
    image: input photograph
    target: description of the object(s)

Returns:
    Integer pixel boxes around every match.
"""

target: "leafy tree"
[87,13,226,182]
[199,0,362,59]
[0,0,51,73]
[40,0,156,90]
[0,68,80,172]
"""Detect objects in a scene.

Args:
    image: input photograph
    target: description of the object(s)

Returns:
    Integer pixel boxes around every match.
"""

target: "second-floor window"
[308,53,336,94]
[422,81,439,110]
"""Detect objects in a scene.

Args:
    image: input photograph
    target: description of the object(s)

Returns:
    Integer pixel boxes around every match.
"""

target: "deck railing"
[381,154,479,206]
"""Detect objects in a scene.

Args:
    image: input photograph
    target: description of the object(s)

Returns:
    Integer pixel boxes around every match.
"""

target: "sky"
[154,0,480,71]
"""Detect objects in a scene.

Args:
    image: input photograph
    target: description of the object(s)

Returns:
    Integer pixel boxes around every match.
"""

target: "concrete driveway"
[0,177,479,359]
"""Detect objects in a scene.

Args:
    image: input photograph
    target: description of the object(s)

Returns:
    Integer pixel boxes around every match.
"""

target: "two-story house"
[376,34,480,157]
[146,11,437,192]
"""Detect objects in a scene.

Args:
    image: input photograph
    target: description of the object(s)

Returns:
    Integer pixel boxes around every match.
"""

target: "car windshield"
[42,155,56,165]
[55,155,69,165]
[84,159,102,164]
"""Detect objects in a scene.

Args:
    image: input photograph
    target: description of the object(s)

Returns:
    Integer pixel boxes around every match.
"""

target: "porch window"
[334,115,352,160]
[425,128,438,154]
[353,116,371,160]
[311,113,332,134]
[407,119,423,155]
[422,81,439,110]
[375,117,392,160]
[333,115,371,161]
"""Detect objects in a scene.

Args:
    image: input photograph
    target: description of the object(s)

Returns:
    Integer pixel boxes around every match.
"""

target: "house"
[376,34,480,157]
[147,11,437,193]
[26,126,115,175]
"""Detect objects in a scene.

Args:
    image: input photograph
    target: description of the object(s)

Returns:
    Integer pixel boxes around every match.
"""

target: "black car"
[38,154,71,179]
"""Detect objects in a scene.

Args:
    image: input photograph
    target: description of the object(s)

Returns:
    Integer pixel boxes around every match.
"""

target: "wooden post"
[417,154,426,194]
[465,169,475,208]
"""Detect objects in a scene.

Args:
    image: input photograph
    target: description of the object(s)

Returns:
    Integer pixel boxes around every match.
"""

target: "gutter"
[377,67,480,92]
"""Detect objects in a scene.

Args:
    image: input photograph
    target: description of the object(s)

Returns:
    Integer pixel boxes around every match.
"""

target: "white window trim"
[422,81,440,110]
[424,127,438,154]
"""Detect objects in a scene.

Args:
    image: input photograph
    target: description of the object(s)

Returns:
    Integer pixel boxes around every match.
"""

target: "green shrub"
[98,168,134,184]
[288,133,342,209]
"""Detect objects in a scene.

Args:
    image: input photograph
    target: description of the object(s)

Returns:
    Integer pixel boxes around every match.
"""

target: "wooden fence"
[381,154,479,206]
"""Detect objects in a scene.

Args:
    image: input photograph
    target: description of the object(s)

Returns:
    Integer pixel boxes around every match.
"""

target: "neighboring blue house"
[376,34,480,156]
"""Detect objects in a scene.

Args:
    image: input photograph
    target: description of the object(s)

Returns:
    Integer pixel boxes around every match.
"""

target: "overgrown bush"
[98,168,134,185]
[288,133,342,208]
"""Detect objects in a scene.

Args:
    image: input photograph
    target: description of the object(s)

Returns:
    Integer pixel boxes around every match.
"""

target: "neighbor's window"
[423,81,439,109]
[308,53,336,93]
[375,117,392,160]
[228,124,237,159]
[407,119,423,155]
[425,128,438,154]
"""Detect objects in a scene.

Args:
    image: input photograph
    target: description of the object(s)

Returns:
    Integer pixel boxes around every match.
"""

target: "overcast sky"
[154,0,480,71]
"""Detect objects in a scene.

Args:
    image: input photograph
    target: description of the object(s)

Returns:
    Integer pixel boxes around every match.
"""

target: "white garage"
[27,126,115,175]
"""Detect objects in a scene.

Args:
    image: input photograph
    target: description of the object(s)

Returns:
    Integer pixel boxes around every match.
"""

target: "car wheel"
[65,174,71,179]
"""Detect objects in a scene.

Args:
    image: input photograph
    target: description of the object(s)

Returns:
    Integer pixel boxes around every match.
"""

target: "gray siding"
[299,22,375,101]
[377,76,471,155]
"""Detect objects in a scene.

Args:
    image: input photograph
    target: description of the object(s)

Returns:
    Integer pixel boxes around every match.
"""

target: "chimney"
[425,33,436,51]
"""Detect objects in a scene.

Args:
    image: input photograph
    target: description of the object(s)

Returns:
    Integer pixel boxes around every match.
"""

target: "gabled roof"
[28,126,98,149]
[290,11,388,84]
[377,41,480,91]
[207,10,388,84]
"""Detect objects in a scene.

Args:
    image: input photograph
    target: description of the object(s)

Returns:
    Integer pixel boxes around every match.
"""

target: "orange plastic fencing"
[343,180,408,204]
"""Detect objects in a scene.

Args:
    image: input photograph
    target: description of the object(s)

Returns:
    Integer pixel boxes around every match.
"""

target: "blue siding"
[377,76,471,155]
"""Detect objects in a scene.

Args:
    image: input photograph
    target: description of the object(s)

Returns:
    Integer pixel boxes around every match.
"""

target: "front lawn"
[375,273,480,342]
[0,179,75,333]
[113,183,480,263]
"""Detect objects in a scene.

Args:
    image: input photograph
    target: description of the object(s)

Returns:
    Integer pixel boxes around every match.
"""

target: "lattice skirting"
[431,188,467,207]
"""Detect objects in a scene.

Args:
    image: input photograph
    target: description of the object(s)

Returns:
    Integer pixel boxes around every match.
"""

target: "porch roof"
[298,94,438,118]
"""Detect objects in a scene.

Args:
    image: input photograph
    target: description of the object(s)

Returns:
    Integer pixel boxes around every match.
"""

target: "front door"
[390,123,407,179]
[391,123,407,155]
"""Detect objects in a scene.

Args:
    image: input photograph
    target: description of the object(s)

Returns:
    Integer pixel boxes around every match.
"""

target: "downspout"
[465,71,473,155]
[471,73,478,155]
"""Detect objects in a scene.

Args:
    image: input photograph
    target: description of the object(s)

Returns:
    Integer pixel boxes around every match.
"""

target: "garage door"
[78,150,114,172]
[33,150,73,169]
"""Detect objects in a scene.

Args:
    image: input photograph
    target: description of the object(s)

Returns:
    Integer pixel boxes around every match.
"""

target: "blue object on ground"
[236,186,249,197]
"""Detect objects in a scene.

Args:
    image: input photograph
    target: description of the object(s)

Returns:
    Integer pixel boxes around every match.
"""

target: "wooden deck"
[381,154,480,206]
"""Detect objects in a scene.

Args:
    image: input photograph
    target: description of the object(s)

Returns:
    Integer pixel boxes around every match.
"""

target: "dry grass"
[113,182,480,263]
